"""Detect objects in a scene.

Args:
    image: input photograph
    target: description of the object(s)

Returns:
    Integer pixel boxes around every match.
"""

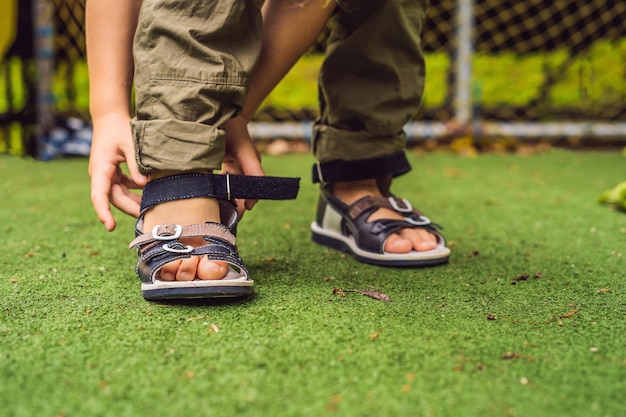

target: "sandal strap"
[128,222,235,249]
[319,189,443,254]
[347,196,422,220]
[140,173,300,214]
[135,234,247,283]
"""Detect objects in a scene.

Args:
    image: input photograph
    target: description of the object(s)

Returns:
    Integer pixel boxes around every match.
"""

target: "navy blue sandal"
[311,186,450,267]
[129,173,299,300]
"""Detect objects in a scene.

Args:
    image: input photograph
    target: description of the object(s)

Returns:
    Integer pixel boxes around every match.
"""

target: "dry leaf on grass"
[501,352,520,360]
[332,288,346,297]
[559,310,578,319]
[186,315,209,322]
[333,288,392,302]
[511,274,530,284]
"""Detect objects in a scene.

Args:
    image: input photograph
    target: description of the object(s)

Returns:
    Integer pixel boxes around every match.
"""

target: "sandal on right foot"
[129,173,300,301]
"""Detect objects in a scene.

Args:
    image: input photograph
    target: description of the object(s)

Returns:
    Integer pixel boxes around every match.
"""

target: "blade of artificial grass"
[0,149,624,417]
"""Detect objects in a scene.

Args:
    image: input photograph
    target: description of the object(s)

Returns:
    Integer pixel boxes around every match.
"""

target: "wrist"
[91,111,131,127]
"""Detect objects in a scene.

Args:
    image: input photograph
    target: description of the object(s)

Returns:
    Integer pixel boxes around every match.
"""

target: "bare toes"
[402,229,438,252]
[384,234,413,253]
[176,257,199,281]
[198,258,229,280]
[159,260,181,281]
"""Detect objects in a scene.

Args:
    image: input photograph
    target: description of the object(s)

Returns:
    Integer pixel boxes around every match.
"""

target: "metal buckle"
[405,215,431,226]
[315,162,325,184]
[226,173,231,201]
[151,224,182,241]
[162,243,193,254]
[388,197,413,213]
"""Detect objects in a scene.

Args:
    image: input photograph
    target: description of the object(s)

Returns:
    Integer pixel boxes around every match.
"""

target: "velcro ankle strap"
[140,173,300,214]
[312,151,411,183]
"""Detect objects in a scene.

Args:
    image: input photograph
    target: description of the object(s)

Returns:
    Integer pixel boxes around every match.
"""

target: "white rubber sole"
[311,221,450,267]
[141,270,253,300]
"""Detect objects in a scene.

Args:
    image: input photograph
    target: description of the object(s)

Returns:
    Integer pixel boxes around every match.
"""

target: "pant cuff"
[132,118,225,175]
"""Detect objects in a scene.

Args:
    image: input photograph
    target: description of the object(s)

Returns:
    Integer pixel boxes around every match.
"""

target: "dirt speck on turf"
[511,274,529,284]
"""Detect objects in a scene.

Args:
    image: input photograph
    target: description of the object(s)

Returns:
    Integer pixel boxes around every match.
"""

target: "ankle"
[142,198,221,230]
[331,179,381,204]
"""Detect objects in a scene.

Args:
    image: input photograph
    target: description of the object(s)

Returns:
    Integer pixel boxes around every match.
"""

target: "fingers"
[91,162,143,230]
[221,157,262,216]
[244,198,258,211]
[119,174,146,190]
[222,117,265,215]
[124,150,148,188]
[110,183,141,218]
[91,190,116,231]
[235,141,264,177]
[90,164,117,231]
[222,161,247,218]
[234,142,264,213]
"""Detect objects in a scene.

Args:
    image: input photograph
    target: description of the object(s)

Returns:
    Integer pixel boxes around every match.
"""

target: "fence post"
[32,0,54,157]
[453,0,474,125]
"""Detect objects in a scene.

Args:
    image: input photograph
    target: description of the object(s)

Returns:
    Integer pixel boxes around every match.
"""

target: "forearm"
[86,0,142,121]
[240,0,334,121]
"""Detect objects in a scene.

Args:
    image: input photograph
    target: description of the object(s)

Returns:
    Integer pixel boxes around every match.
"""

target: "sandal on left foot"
[311,187,450,267]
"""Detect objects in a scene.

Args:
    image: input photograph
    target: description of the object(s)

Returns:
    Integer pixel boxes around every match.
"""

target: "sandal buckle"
[152,224,183,241]
[388,197,413,213]
[316,162,325,184]
[406,215,432,226]
[162,242,193,254]
[226,173,231,201]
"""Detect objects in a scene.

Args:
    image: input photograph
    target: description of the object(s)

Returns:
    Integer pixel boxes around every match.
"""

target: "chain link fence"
[1,0,625,156]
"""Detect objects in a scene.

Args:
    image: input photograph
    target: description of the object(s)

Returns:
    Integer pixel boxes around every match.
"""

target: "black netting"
[1,0,625,155]
[421,0,626,122]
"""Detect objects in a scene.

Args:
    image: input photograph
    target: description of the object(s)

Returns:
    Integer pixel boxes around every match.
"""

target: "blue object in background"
[39,117,92,161]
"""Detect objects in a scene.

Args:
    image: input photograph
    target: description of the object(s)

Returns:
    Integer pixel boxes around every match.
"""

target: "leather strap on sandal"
[140,173,300,214]
[319,190,444,255]
[347,196,423,220]
[128,222,236,249]
[131,222,246,284]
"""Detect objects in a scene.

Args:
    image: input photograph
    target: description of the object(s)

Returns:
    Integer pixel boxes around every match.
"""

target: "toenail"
[179,272,194,281]
[201,261,223,271]
[160,271,174,280]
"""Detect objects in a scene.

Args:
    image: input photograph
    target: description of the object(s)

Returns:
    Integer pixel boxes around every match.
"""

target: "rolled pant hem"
[312,123,407,163]
[132,118,225,175]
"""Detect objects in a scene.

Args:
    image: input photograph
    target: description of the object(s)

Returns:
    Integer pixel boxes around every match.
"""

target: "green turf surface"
[1,149,624,417]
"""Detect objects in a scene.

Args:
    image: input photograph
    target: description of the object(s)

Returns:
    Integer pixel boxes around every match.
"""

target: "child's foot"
[142,196,230,281]
[331,179,438,253]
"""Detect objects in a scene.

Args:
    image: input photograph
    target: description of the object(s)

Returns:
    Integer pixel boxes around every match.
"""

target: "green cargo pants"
[131,0,428,182]
[132,0,263,174]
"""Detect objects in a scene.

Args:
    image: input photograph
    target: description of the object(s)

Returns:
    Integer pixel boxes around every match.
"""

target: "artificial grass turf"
[0,149,624,417]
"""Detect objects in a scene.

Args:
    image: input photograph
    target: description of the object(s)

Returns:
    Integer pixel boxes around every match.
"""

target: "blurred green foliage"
[0,39,624,117]
[263,39,626,111]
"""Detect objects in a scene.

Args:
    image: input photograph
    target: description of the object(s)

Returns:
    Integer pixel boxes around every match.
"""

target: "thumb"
[238,150,265,177]
[125,150,148,187]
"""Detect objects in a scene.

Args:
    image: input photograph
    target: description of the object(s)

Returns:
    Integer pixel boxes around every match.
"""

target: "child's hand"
[89,113,147,231]
[220,116,265,219]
